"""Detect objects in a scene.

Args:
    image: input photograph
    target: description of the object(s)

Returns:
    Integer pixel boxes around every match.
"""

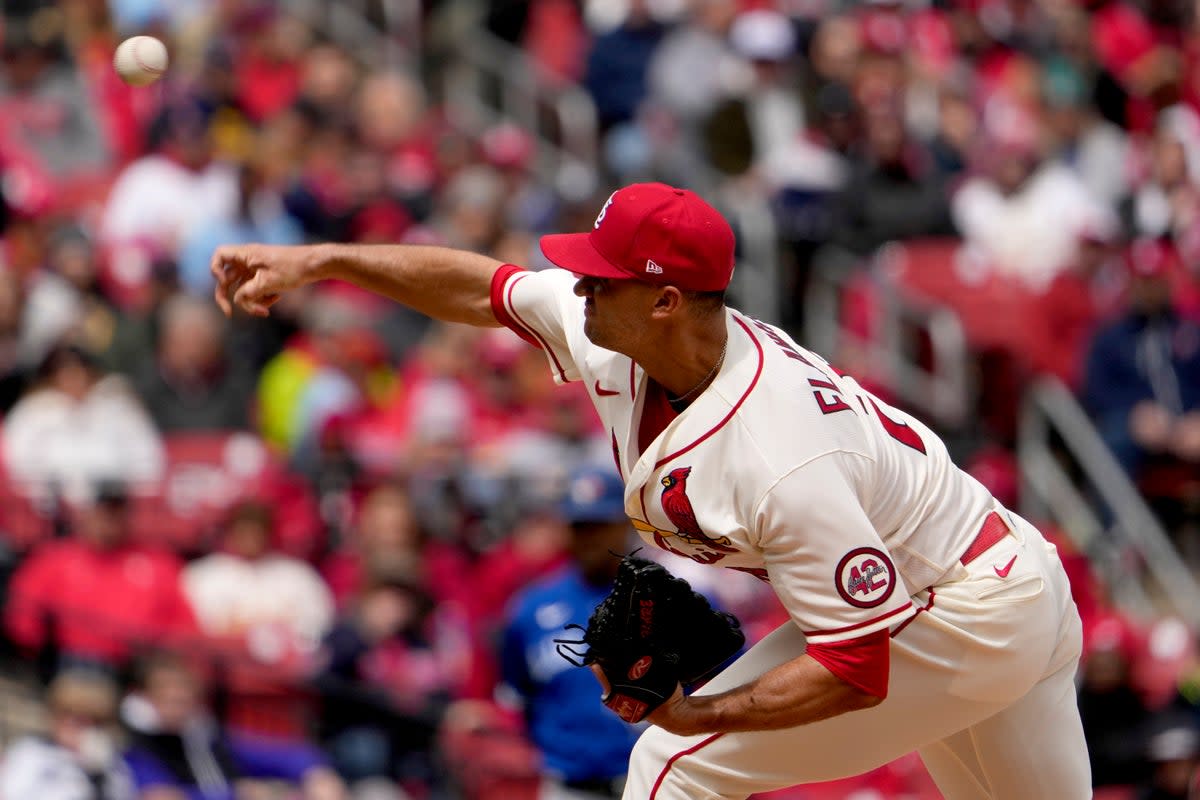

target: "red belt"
[959,511,1009,566]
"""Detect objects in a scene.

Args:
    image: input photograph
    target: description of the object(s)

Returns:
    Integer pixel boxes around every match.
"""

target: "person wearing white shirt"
[2,344,164,505]
[0,669,135,800]
[182,500,334,658]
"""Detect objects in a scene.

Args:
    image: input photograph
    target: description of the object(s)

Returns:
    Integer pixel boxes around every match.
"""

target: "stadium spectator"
[1077,615,1153,789]
[927,84,976,177]
[134,294,255,432]
[0,16,110,180]
[352,70,438,213]
[314,572,467,793]
[431,166,510,253]
[229,6,307,124]
[1124,107,1200,249]
[182,499,334,656]
[121,650,348,800]
[3,482,198,670]
[499,466,640,799]
[831,101,955,256]
[698,8,805,181]
[0,669,135,800]
[0,267,25,412]
[254,293,395,474]
[321,482,468,612]
[17,224,109,371]
[951,100,1118,289]
[646,0,738,131]
[1,343,164,504]
[1138,713,1200,800]
[99,101,238,262]
[1081,240,1200,481]
[1043,57,1131,210]
[639,0,738,185]
[1029,227,1127,389]
[583,1,666,135]
[177,153,303,298]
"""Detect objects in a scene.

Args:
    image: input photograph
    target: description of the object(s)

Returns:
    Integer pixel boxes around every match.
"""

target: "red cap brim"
[539,233,634,280]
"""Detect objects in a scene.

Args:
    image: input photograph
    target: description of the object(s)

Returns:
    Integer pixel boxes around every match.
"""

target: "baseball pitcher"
[212,183,1090,799]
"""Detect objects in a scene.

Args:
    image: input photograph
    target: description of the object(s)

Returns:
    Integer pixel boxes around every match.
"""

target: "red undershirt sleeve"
[804,628,890,699]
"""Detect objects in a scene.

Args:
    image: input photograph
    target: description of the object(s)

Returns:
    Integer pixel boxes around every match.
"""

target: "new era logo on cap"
[540,183,736,292]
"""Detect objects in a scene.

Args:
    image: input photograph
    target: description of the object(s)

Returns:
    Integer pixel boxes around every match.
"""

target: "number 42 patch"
[835,547,897,608]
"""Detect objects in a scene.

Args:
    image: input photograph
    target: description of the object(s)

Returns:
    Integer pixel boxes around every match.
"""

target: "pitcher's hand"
[210,244,323,317]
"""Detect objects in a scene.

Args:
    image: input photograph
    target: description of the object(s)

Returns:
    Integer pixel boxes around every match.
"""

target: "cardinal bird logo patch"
[655,467,738,562]
[835,547,896,608]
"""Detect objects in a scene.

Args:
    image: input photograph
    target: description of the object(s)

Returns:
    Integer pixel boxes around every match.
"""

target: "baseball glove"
[555,553,745,723]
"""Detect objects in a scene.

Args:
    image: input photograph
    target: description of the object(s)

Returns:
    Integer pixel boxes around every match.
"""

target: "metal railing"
[1017,377,1200,622]
[436,17,784,322]
[803,245,972,428]
[726,188,782,324]
[440,29,600,203]
[290,0,420,69]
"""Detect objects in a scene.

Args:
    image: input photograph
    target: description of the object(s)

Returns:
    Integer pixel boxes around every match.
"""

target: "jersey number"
[810,380,927,455]
[809,378,851,414]
[848,559,888,596]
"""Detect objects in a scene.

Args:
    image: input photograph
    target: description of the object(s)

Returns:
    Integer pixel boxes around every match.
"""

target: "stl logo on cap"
[594,191,617,229]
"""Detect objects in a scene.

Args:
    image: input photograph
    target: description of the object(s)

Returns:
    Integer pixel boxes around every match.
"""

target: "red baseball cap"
[539,183,736,292]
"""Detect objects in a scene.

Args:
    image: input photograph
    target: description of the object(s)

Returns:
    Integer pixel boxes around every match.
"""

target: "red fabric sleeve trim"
[806,628,890,699]
[489,264,539,348]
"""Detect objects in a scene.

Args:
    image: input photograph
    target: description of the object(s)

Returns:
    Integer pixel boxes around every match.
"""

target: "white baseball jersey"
[493,267,997,645]
[492,266,1091,799]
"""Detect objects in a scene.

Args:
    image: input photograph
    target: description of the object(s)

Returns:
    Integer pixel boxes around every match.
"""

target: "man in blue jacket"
[1082,242,1200,479]
[500,467,641,800]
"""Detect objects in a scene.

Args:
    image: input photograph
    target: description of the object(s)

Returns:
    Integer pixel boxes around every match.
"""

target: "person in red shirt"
[320,481,469,611]
[4,482,199,670]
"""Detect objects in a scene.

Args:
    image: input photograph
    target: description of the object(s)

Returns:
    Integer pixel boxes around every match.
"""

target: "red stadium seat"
[130,432,321,557]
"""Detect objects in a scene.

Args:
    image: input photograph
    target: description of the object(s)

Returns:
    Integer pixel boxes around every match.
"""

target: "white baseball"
[113,36,168,87]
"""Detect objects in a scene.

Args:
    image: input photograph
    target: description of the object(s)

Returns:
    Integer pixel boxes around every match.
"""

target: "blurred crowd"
[0,0,1199,798]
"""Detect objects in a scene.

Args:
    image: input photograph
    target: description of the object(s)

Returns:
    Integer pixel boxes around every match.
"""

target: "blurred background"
[0,0,1198,798]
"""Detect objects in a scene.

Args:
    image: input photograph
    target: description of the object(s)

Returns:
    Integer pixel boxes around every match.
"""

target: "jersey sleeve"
[489,265,583,384]
[754,451,914,646]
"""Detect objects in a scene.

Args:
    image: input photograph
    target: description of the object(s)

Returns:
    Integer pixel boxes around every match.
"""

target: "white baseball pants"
[622,515,1090,799]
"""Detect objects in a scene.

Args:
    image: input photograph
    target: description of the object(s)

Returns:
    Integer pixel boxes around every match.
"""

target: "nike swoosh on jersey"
[594,381,620,397]
[994,555,1018,578]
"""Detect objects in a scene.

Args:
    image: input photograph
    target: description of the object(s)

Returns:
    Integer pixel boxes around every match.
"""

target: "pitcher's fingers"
[589,664,611,700]
[211,247,238,316]
[233,273,275,317]
[214,278,232,316]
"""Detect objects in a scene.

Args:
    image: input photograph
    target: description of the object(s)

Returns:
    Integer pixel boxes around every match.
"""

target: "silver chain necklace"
[669,336,728,406]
